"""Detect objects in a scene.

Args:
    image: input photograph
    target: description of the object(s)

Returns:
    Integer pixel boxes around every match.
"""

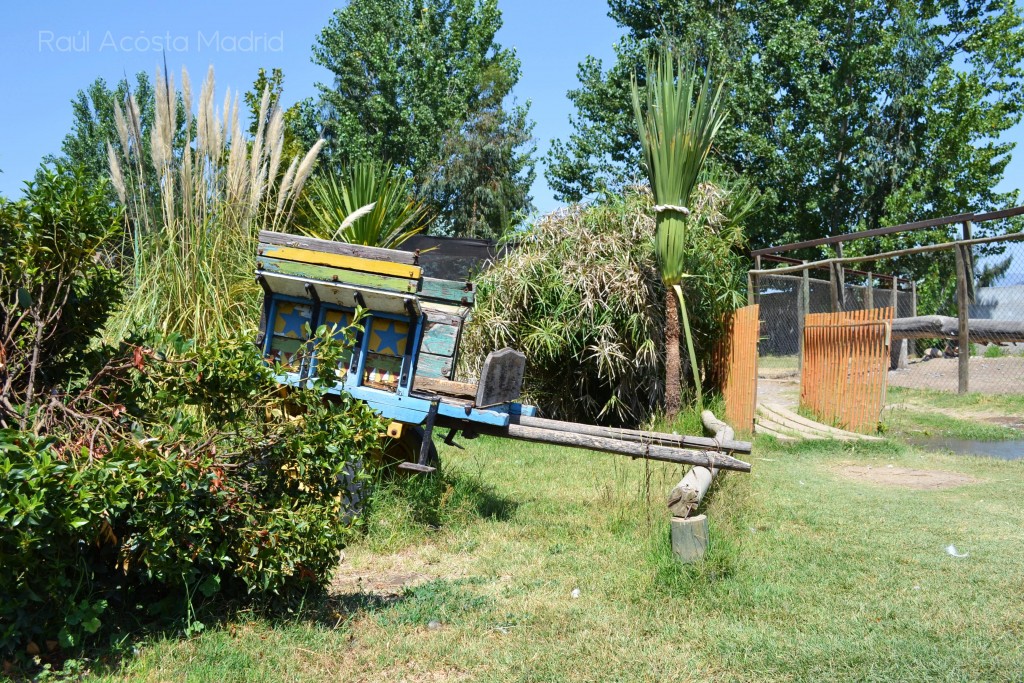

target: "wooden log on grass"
[447,420,752,472]
[890,316,1024,343]
[509,414,752,454]
[670,514,709,563]
[666,411,734,517]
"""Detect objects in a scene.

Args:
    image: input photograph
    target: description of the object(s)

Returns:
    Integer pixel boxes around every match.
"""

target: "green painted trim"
[421,321,460,357]
[420,277,475,305]
[416,352,454,380]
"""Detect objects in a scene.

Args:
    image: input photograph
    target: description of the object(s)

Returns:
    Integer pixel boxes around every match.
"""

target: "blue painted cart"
[255,231,752,474]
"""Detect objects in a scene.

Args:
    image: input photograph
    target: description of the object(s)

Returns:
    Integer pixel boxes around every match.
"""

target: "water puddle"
[907,436,1024,461]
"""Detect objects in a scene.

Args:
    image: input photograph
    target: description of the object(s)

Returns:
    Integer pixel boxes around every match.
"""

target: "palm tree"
[632,50,727,415]
[299,160,433,248]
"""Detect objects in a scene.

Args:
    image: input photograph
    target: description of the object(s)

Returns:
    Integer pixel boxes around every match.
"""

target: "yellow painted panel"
[261,245,421,280]
[323,309,353,332]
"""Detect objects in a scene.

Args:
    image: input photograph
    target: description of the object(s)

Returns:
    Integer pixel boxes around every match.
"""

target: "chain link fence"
[753,237,1024,396]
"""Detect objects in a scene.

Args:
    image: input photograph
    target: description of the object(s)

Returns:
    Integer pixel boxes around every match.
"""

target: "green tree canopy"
[310,0,535,239]
[45,72,157,193]
[547,0,1024,252]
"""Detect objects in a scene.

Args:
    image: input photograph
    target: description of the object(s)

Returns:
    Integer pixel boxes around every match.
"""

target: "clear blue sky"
[0,1,1021,216]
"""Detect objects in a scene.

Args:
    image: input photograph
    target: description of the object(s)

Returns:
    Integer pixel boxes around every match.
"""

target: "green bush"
[0,164,123,429]
[984,344,1006,358]
[1,161,385,666]
[0,330,385,663]
[462,190,664,425]
[463,184,751,426]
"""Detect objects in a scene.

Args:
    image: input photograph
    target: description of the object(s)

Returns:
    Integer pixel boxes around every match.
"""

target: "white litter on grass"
[571,588,581,599]
[946,544,969,558]
[799,481,806,486]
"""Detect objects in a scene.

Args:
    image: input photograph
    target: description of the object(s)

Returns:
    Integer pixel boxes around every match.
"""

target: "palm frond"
[298,161,433,248]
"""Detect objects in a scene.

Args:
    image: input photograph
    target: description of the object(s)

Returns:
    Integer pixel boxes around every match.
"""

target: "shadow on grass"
[364,464,519,533]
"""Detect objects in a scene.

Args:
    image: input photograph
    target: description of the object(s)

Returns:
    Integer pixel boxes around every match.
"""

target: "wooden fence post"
[798,264,809,368]
[889,276,905,370]
[829,244,846,311]
[954,245,970,394]
[865,272,874,309]
[749,255,762,306]
[962,220,975,303]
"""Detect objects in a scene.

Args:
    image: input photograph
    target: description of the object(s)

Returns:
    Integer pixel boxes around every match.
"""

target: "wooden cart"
[255,231,752,474]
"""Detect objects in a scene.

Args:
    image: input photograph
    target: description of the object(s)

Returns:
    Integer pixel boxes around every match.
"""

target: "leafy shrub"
[462,190,664,425]
[984,344,1006,358]
[463,183,752,425]
[0,151,386,671]
[0,329,385,663]
[0,164,123,430]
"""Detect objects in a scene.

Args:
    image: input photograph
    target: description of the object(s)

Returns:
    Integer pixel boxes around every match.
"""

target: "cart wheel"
[383,425,439,471]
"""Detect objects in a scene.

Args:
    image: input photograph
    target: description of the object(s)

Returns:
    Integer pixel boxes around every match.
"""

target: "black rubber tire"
[383,425,439,470]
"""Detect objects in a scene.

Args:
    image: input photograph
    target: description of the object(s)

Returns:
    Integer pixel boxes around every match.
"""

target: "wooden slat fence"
[800,307,892,433]
[710,305,760,434]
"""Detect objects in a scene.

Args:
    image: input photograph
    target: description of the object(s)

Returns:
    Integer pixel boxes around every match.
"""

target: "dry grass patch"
[836,464,979,489]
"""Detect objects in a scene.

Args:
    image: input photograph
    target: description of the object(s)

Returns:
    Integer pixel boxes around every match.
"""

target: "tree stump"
[670,514,709,564]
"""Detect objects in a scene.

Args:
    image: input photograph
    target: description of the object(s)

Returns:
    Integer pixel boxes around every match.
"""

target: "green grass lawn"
[89,422,1024,683]
[885,387,1024,440]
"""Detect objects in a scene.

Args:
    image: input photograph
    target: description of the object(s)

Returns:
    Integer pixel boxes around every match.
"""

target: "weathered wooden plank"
[421,319,460,357]
[423,308,466,327]
[476,348,526,407]
[259,230,419,265]
[412,376,477,398]
[751,211,976,257]
[420,277,475,305]
[258,244,421,280]
[258,257,419,294]
[416,352,454,380]
[422,302,472,318]
[258,271,419,316]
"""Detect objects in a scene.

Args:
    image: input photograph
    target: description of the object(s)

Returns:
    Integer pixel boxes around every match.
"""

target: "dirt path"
[888,356,1024,394]
[757,373,800,410]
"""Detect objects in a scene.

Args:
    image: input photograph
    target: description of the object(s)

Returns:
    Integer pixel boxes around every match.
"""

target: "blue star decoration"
[372,320,407,356]
[275,304,311,339]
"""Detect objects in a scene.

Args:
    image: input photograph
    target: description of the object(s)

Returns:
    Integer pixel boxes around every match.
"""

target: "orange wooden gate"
[710,304,760,434]
[800,308,892,433]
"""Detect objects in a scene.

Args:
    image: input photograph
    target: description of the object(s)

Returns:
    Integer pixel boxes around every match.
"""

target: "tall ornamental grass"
[107,66,323,343]
[632,50,727,411]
